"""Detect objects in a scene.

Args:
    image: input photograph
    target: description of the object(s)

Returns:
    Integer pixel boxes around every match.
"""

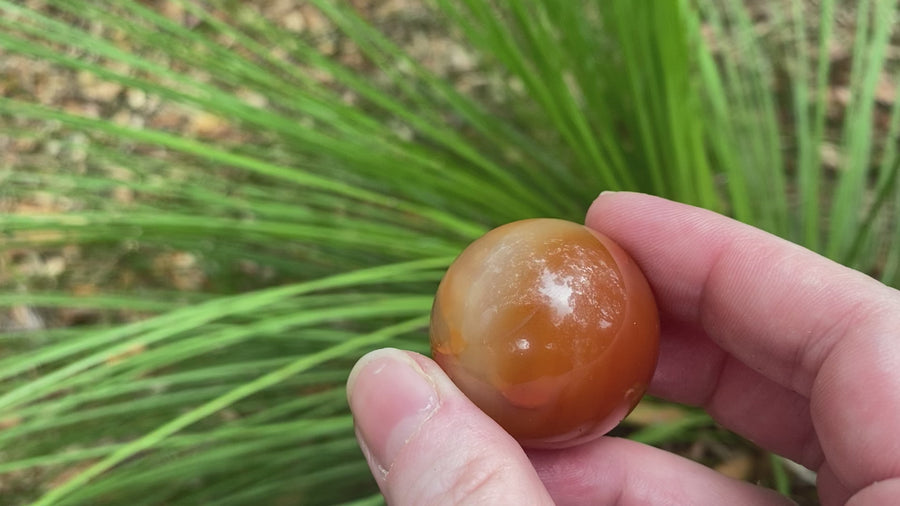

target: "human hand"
[346,192,900,505]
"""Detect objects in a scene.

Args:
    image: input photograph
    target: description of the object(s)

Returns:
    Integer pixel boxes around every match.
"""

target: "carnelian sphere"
[429,218,659,448]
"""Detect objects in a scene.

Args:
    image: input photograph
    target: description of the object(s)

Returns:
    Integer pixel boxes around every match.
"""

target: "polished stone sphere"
[430,218,659,448]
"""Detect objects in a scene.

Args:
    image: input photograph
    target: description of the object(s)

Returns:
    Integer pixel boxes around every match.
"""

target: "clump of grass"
[0,0,897,504]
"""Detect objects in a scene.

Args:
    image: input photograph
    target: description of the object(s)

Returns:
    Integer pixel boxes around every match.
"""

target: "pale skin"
[346,192,900,505]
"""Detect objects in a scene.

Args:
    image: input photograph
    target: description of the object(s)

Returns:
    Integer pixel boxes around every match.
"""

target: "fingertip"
[586,190,631,226]
[348,349,553,505]
[586,190,663,222]
[347,349,440,478]
[346,348,389,402]
[594,189,619,202]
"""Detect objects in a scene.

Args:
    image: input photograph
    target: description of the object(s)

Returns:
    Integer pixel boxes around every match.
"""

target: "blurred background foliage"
[0,0,897,504]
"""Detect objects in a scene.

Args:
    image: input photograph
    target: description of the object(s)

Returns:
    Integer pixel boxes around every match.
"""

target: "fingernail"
[599,190,617,197]
[347,348,439,477]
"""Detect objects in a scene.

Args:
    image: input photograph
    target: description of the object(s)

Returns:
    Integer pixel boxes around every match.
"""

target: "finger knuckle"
[442,450,513,505]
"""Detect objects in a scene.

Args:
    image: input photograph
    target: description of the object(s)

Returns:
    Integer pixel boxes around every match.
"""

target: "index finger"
[585,192,900,495]
[586,192,897,398]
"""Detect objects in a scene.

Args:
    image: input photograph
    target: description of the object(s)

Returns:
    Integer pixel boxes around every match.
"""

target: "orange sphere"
[430,218,659,448]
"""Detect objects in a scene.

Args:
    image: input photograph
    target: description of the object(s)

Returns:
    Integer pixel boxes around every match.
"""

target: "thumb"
[347,348,553,505]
